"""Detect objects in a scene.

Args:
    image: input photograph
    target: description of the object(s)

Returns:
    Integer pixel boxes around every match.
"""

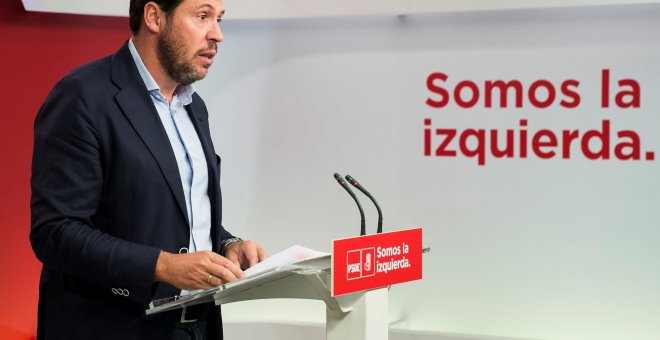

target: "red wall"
[0,2,129,338]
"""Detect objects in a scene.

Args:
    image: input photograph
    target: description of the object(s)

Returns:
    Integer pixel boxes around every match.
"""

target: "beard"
[157,22,216,86]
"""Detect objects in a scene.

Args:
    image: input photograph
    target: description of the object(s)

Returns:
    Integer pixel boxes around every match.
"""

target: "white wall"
[198,3,660,340]
[21,0,660,18]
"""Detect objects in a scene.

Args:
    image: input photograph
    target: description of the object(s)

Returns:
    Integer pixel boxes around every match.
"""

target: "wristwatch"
[219,237,243,256]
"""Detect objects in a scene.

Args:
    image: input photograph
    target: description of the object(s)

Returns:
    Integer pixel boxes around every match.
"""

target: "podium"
[146,255,389,340]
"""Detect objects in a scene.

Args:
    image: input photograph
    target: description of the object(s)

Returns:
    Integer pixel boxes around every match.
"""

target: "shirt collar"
[128,38,195,106]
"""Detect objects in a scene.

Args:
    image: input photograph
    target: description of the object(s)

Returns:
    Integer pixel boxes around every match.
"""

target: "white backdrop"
[196,3,660,340]
[21,0,660,18]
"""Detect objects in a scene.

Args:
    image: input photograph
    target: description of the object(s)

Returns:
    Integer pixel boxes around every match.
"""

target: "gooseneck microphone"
[334,173,366,236]
[345,175,383,234]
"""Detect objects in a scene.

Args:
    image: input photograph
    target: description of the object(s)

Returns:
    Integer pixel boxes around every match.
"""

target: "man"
[30,0,266,338]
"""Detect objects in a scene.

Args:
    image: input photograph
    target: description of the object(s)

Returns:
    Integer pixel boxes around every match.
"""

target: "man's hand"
[224,240,268,270]
[153,250,245,290]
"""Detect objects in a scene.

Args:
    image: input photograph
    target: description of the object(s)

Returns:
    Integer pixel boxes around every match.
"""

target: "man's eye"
[199,15,207,21]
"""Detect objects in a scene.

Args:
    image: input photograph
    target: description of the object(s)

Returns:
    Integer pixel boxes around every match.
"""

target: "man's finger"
[257,246,268,262]
[246,246,259,268]
[210,265,239,284]
[208,254,245,280]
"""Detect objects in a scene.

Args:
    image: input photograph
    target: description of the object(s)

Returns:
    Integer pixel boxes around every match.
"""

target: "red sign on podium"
[332,228,423,296]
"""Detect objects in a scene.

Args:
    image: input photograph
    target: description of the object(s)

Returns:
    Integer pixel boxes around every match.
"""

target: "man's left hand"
[224,240,268,270]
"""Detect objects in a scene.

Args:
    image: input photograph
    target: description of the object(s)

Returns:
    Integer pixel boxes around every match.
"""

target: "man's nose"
[208,22,223,43]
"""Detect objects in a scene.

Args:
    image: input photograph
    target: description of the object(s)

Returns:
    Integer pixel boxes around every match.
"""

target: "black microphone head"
[345,175,358,186]
[333,172,366,236]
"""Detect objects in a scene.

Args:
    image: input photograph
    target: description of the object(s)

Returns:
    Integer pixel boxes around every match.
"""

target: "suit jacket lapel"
[110,42,190,224]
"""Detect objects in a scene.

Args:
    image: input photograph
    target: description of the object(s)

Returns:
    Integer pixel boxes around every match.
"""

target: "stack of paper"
[244,245,330,277]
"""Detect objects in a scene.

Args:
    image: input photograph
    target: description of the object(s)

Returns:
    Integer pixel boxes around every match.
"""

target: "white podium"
[146,255,389,340]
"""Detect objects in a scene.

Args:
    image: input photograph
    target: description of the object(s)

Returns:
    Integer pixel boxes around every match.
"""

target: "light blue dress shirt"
[128,39,212,255]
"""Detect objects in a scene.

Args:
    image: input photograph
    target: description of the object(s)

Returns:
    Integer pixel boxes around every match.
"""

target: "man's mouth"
[199,50,216,59]
[198,50,216,66]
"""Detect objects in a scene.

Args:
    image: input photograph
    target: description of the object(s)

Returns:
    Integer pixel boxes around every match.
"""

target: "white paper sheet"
[243,245,330,277]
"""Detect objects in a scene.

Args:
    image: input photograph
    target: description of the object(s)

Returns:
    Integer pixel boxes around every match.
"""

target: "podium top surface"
[146,253,331,315]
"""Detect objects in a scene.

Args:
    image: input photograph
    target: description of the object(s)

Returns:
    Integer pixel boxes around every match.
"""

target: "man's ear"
[143,2,163,33]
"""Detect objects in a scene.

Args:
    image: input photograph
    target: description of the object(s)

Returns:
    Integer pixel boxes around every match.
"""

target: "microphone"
[334,173,366,236]
[345,175,383,234]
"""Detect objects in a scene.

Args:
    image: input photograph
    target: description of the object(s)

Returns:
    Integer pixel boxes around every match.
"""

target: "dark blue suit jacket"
[30,42,232,339]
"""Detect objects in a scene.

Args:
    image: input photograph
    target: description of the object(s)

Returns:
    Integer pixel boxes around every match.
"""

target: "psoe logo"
[346,247,376,280]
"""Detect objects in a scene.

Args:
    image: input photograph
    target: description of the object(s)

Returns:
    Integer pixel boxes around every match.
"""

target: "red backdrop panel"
[0,1,129,338]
